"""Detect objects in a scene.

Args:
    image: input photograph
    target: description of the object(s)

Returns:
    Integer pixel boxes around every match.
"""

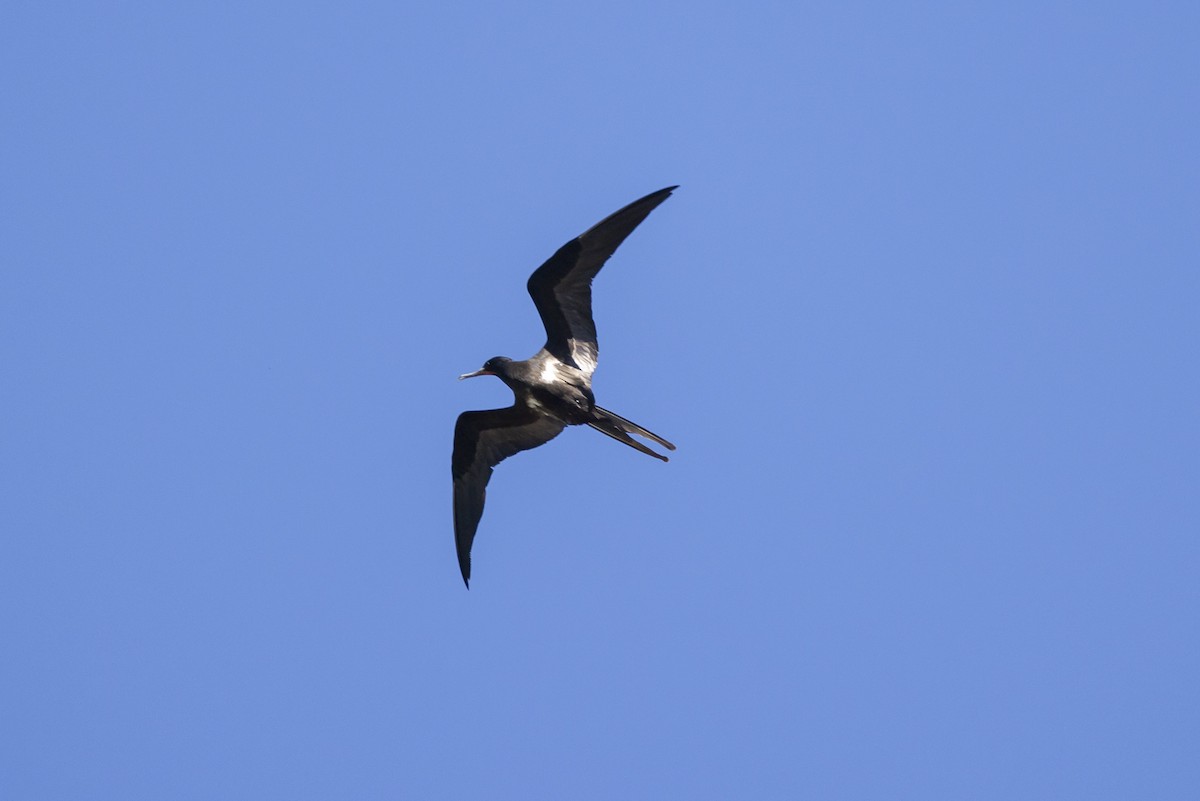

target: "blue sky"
[2,2,1197,799]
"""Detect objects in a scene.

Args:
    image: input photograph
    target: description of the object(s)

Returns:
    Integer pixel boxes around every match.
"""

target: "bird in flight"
[452,186,678,587]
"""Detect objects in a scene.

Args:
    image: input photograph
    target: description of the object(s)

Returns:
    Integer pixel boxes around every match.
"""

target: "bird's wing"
[527,186,676,378]
[452,404,566,587]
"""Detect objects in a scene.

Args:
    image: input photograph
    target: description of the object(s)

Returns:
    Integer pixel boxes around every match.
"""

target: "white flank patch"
[540,361,560,384]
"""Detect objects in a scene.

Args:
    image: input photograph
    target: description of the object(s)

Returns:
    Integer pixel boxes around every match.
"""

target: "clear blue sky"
[2,2,1197,799]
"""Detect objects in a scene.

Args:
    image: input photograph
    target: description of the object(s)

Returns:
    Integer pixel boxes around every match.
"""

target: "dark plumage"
[452,186,678,587]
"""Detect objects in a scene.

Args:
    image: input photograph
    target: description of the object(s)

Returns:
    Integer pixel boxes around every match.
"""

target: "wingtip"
[641,185,678,202]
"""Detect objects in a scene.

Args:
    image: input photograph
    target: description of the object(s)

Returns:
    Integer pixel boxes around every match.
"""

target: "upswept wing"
[526,186,677,378]
[452,405,566,587]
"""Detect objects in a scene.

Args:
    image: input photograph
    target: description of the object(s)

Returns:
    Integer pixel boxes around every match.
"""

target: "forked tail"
[586,405,676,462]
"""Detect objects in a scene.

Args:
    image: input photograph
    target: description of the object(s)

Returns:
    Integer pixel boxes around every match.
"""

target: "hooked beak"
[458,369,494,380]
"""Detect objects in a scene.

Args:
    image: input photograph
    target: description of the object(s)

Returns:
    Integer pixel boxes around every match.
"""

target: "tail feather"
[593,405,676,451]
[587,406,674,462]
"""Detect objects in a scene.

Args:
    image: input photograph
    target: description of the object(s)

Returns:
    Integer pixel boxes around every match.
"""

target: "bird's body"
[488,355,594,424]
[452,186,678,587]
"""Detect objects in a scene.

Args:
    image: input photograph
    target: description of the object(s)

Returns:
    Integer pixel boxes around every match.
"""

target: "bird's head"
[459,356,512,380]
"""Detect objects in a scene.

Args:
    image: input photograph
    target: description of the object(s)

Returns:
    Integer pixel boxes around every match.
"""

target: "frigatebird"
[452,186,678,587]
